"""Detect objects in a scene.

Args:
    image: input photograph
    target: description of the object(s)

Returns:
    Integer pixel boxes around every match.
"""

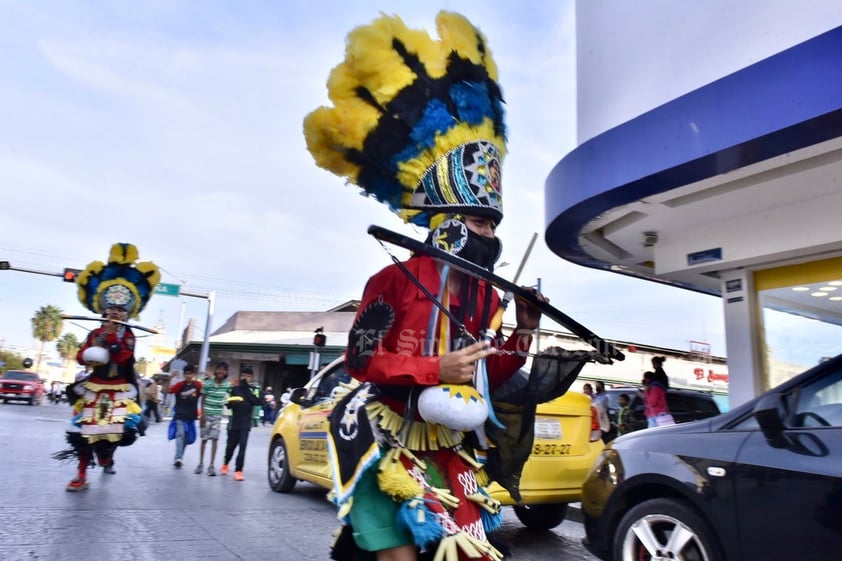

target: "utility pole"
[1,260,217,375]
[536,277,542,354]
[182,289,215,374]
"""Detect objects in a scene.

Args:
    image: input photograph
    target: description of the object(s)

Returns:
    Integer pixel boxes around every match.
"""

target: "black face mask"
[427,218,502,270]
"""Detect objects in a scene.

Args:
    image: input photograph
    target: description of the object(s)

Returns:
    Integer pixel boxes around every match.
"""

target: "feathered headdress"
[76,243,161,319]
[304,11,506,229]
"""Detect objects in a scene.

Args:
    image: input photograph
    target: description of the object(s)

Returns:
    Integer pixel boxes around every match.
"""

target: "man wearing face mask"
[304,12,546,561]
[58,243,160,491]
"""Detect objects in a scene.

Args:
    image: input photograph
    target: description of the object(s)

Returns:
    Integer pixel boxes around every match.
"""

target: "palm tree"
[31,305,64,373]
[0,350,26,373]
[136,357,150,377]
[56,332,81,366]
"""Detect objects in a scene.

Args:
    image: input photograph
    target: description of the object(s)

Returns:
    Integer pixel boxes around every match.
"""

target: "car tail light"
[590,405,602,442]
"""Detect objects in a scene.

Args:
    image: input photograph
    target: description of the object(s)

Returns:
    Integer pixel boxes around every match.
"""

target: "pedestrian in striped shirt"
[194,361,232,476]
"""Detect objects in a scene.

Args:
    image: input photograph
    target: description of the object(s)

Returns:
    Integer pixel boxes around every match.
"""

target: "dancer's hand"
[515,286,549,331]
[438,341,496,384]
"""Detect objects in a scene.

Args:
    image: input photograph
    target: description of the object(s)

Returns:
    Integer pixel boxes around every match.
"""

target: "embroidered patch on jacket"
[347,297,395,370]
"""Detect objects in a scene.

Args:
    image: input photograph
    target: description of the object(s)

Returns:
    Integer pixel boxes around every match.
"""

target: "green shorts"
[349,466,413,553]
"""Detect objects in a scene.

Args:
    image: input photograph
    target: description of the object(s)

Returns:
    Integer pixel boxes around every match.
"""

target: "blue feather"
[411,99,455,148]
[451,82,492,126]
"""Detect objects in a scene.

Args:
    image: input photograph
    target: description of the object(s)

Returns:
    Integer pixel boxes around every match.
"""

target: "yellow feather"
[303,108,362,180]
[109,243,138,264]
[304,10,505,225]
[437,12,499,81]
[79,261,105,285]
[136,261,161,288]
[345,15,417,103]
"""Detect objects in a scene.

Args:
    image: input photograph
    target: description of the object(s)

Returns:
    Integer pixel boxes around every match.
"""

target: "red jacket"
[644,381,669,418]
[346,255,529,408]
[76,324,136,385]
[77,325,135,367]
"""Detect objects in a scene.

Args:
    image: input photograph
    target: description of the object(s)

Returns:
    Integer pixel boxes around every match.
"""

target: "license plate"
[534,418,562,440]
[532,442,573,456]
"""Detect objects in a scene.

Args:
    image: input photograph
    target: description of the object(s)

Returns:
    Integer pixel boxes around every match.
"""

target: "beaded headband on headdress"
[304,11,506,229]
[76,243,161,319]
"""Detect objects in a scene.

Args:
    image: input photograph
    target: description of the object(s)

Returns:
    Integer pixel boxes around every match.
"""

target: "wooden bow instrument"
[368,224,625,362]
[60,315,160,334]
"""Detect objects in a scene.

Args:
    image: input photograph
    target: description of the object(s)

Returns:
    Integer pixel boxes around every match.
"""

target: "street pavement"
[0,400,599,561]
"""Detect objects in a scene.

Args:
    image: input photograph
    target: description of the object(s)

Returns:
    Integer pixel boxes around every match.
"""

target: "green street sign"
[154,282,181,297]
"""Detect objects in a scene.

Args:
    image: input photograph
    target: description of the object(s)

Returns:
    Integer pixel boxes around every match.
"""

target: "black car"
[601,386,720,434]
[581,354,842,561]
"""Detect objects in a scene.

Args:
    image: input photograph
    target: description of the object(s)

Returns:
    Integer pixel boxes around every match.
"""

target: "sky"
[0,0,726,365]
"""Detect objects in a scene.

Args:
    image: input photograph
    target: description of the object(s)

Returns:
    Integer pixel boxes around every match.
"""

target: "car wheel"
[268,437,296,493]
[513,503,569,530]
[613,498,723,561]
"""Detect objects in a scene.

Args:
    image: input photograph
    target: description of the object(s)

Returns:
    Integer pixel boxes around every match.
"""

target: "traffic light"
[313,327,326,347]
[63,268,82,282]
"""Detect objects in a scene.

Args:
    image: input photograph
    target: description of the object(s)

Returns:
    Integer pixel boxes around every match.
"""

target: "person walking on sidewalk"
[194,361,231,476]
[143,377,162,423]
[250,377,262,428]
[643,370,674,428]
[262,387,276,426]
[168,365,202,468]
[593,381,614,442]
[220,367,262,481]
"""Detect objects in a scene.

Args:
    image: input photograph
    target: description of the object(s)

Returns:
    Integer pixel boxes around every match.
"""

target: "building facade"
[546,2,842,407]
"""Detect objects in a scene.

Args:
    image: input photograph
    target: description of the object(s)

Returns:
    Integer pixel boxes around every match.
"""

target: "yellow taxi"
[267,356,602,530]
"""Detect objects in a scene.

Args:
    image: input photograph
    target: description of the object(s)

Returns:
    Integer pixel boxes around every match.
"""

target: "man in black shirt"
[220,367,262,481]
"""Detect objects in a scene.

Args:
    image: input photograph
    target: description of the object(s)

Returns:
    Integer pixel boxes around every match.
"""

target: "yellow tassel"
[445,535,459,561]
[461,533,503,561]
[398,446,427,470]
[456,448,482,470]
[453,532,482,559]
[377,449,422,500]
[429,487,460,509]
[466,492,501,515]
[432,536,448,561]
[337,496,353,520]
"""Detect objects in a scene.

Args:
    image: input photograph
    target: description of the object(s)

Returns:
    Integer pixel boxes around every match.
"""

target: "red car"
[0,370,45,405]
